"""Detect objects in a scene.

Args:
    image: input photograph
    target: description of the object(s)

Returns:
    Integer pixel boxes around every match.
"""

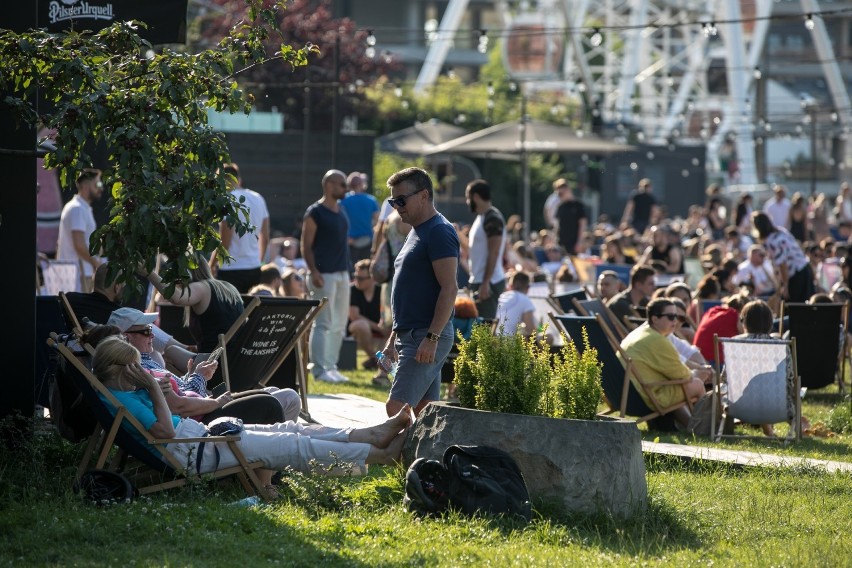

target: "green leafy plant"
[454,324,600,419]
[825,398,852,434]
[553,328,603,420]
[0,0,316,297]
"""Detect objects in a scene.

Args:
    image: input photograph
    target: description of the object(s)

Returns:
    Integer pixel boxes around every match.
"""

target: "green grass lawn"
[1,367,850,566]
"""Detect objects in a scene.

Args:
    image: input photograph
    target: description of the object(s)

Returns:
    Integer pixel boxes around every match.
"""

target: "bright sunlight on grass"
[1,366,850,566]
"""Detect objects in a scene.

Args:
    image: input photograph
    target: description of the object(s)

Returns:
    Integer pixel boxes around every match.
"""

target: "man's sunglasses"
[387,187,426,209]
[657,313,685,322]
[126,325,154,337]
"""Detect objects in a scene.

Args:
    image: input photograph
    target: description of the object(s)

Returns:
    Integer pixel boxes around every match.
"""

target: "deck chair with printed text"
[47,332,269,499]
[712,335,801,441]
[212,295,326,421]
[551,313,693,424]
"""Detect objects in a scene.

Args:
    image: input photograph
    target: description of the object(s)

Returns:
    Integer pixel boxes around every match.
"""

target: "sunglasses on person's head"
[387,187,426,208]
[126,325,153,337]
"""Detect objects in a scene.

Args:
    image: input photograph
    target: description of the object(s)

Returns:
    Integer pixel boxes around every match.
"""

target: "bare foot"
[350,404,412,448]
[379,428,408,466]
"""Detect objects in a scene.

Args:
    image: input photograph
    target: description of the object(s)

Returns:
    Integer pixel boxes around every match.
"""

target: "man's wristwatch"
[425,332,441,343]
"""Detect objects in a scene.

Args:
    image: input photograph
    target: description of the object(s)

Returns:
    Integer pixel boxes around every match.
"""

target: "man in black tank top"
[301,170,353,384]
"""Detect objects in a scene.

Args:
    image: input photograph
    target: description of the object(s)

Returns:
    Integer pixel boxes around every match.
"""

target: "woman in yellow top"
[619,297,710,427]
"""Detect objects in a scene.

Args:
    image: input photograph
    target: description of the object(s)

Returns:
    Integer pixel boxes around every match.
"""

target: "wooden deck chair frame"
[58,291,85,337]
[216,296,326,422]
[712,335,801,442]
[550,313,693,423]
[549,288,588,314]
[571,296,630,340]
[779,301,848,391]
[48,333,269,499]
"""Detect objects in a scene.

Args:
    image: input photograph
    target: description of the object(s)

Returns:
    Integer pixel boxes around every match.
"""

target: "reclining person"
[92,336,411,489]
[107,308,301,423]
[82,324,285,426]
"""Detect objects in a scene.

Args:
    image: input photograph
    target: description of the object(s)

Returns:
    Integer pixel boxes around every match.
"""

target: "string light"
[804,13,815,30]
[702,22,718,37]
[589,28,603,47]
[753,66,762,80]
[394,83,402,97]
[365,30,376,59]
[477,29,489,54]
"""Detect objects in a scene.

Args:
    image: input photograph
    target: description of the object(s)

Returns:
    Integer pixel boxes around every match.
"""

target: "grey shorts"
[389,321,454,407]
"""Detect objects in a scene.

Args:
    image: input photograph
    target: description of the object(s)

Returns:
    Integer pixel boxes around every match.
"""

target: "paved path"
[308,394,852,473]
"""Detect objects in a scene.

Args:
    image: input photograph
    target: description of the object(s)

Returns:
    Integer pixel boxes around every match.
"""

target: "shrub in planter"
[552,328,603,421]
[454,324,602,420]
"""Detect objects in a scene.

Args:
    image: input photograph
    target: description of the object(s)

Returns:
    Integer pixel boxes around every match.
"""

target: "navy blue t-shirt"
[304,201,350,273]
[392,213,459,330]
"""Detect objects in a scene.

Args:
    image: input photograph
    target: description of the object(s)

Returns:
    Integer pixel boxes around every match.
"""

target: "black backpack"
[404,445,532,522]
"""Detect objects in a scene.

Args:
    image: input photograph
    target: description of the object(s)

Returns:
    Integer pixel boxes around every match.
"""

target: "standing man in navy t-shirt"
[380,167,459,417]
[301,170,352,384]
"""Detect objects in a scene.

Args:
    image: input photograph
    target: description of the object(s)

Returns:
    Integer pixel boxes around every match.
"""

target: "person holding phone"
[106,308,301,423]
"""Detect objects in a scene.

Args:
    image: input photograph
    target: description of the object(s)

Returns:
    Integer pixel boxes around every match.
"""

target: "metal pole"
[520,84,530,243]
[811,106,817,197]
[331,30,340,167]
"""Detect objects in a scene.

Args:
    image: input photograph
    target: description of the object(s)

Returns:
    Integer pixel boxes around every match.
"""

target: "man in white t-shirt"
[212,162,270,293]
[495,271,536,337]
[762,184,792,230]
[57,168,105,284]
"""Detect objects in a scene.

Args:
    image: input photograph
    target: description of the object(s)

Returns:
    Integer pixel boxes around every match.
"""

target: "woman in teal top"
[94,337,413,492]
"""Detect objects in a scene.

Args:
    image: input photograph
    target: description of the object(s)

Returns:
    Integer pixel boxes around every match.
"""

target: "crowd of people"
[47,158,852,486]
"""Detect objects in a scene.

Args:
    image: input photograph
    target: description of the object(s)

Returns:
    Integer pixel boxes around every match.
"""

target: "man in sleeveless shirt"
[301,170,352,384]
[465,179,507,320]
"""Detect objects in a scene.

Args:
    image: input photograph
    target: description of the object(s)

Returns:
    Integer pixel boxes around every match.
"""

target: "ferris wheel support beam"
[801,0,852,127]
[413,0,470,96]
[616,0,650,120]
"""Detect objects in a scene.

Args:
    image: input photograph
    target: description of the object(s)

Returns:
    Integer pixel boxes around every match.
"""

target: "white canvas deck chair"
[712,336,801,442]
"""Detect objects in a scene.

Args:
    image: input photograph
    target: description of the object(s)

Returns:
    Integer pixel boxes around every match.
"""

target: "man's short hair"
[259,263,282,286]
[76,168,101,185]
[354,259,372,273]
[466,179,491,201]
[387,167,433,199]
[629,264,656,287]
[598,269,620,282]
[222,162,240,179]
[509,270,531,291]
[93,262,112,291]
[646,297,674,318]
[638,178,652,191]
[347,171,364,188]
[553,178,569,190]
[740,299,773,334]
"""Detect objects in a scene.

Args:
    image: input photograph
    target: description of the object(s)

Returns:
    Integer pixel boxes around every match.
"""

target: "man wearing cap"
[763,185,792,230]
[57,168,105,285]
[733,245,777,296]
[107,307,197,378]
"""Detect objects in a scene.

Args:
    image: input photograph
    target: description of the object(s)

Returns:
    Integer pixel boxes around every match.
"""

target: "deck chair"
[213,296,326,421]
[780,302,847,390]
[696,299,723,323]
[550,288,588,314]
[550,313,692,424]
[47,333,268,499]
[571,297,629,340]
[683,256,707,287]
[58,291,86,337]
[713,336,801,441]
[594,263,632,287]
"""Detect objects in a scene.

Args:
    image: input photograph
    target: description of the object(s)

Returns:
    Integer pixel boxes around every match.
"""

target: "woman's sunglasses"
[387,187,426,208]
[125,325,154,337]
